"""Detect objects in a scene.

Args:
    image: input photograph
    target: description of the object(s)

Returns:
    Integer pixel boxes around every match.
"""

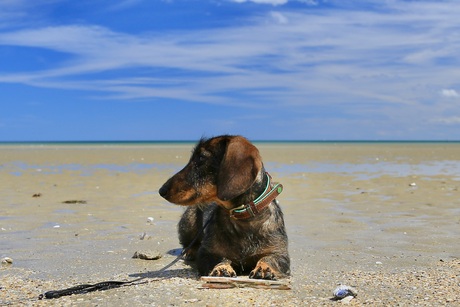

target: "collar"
[228,172,283,220]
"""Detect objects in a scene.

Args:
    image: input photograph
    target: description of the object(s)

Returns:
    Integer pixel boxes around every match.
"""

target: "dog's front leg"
[249,254,290,280]
[209,259,237,277]
[197,252,237,277]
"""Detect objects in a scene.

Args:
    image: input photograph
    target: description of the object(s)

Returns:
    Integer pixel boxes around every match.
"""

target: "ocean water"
[1,141,460,180]
[1,140,459,145]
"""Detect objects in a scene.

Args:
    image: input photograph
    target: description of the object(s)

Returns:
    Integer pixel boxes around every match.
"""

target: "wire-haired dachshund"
[159,135,290,280]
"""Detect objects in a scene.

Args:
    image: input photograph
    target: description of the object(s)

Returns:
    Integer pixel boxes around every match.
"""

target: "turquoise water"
[4,160,460,179]
[2,142,460,180]
[1,140,460,146]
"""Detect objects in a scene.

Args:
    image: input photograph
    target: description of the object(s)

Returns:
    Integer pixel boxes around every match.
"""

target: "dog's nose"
[159,185,168,197]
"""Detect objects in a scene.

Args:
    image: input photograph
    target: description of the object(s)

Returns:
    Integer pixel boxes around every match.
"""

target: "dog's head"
[159,135,263,209]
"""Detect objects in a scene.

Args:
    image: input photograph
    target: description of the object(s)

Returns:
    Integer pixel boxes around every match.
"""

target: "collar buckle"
[229,204,253,219]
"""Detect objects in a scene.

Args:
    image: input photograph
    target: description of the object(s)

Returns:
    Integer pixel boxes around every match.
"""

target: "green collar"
[229,172,283,220]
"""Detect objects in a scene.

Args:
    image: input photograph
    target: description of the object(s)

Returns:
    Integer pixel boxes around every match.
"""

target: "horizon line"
[1,139,459,144]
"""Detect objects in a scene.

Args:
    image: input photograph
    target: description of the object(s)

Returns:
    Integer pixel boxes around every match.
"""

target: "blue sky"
[1,0,460,141]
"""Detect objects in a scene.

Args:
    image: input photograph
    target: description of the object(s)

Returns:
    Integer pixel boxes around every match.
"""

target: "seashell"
[1,257,13,265]
[147,217,154,223]
[333,285,357,300]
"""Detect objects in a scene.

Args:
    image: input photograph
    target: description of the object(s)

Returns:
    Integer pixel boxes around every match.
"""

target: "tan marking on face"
[167,182,219,206]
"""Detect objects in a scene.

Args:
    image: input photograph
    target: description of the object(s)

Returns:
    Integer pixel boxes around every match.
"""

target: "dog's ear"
[217,136,262,201]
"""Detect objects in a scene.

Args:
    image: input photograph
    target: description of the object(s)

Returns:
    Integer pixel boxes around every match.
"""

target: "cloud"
[0,0,61,29]
[433,117,460,125]
[231,0,288,5]
[1,0,460,120]
[230,0,318,5]
[270,11,289,24]
[108,0,144,11]
[440,89,459,98]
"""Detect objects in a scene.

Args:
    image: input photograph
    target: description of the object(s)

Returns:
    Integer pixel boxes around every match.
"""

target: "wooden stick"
[200,277,291,290]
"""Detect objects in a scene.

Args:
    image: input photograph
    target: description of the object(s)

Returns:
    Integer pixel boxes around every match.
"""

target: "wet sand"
[1,143,459,306]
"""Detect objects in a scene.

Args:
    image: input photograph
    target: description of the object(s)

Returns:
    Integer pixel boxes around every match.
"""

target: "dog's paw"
[181,248,197,261]
[249,261,277,280]
[210,261,237,277]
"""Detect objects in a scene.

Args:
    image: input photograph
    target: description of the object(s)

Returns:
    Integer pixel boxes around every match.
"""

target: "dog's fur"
[159,135,290,279]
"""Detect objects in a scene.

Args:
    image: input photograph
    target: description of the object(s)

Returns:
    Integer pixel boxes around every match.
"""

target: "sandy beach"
[1,142,459,306]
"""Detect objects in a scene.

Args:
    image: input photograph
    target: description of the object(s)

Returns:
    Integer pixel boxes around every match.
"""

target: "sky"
[1,0,460,141]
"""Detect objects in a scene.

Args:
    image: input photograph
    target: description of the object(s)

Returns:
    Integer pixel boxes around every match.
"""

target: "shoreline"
[1,139,460,148]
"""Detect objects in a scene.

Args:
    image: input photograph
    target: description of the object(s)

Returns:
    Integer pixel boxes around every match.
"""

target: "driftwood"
[62,200,87,204]
[200,277,291,290]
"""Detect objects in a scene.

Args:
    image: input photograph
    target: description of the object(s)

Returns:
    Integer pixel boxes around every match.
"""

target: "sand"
[0,142,459,306]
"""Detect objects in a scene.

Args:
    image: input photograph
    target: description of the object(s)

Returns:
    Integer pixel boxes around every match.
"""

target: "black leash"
[39,215,213,300]
[39,279,147,299]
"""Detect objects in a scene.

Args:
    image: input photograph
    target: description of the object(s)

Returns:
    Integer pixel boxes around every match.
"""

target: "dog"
[159,135,290,280]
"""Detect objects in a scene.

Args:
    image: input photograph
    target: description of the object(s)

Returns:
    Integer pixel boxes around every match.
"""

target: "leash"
[39,216,214,300]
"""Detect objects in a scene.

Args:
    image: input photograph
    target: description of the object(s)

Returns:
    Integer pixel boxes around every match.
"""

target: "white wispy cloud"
[230,0,318,5]
[270,11,289,24]
[440,89,459,98]
[108,0,144,11]
[231,0,288,5]
[0,0,61,28]
[432,117,460,125]
[1,0,460,137]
